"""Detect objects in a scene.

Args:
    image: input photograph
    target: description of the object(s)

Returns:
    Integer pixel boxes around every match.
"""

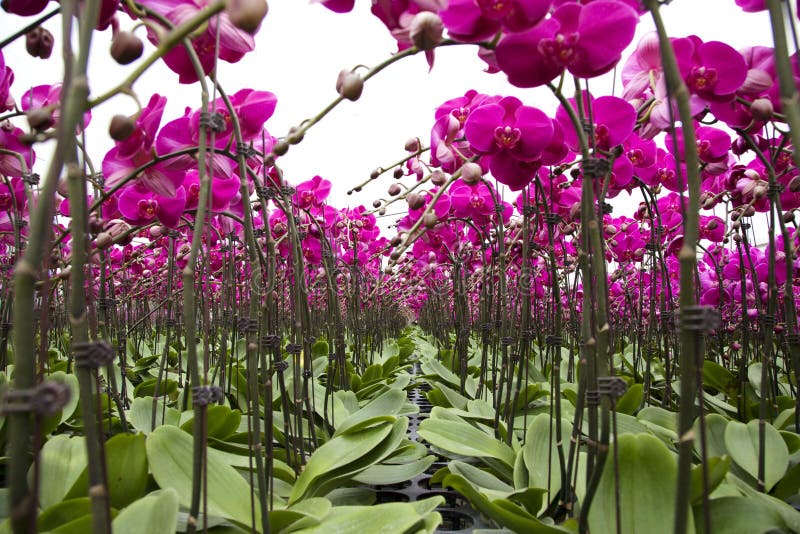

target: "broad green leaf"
[724,420,788,491]
[181,405,242,440]
[146,425,257,524]
[334,389,404,436]
[38,498,91,531]
[290,422,393,503]
[703,360,735,394]
[693,496,786,534]
[774,461,800,500]
[269,498,332,533]
[36,435,86,509]
[311,340,329,358]
[351,455,435,485]
[66,433,148,509]
[128,396,180,434]
[442,474,570,533]
[689,455,730,504]
[589,433,693,534]
[523,414,572,513]
[728,472,800,532]
[302,418,409,500]
[293,498,443,534]
[112,489,179,534]
[48,371,80,424]
[696,413,729,458]
[418,418,516,469]
[615,383,643,415]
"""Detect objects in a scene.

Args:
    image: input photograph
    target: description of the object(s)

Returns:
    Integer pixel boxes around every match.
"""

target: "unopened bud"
[95,232,113,249]
[406,193,425,210]
[783,211,796,224]
[423,213,438,228]
[393,167,404,179]
[336,69,363,101]
[409,12,443,51]
[750,98,773,121]
[110,31,144,65]
[388,184,401,196]
[372,200,382,208]
[460,162,482,185]
[405,137,420,152]
[271,139,289,156]
[789,175,800,192]
[109,114,136,141]
[26,108,53,131]
[227,0,268,34]
[26,26,53,59]
[430,170,446,186]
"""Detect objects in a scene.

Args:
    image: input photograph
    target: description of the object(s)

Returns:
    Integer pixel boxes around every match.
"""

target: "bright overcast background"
[0,0,783,229]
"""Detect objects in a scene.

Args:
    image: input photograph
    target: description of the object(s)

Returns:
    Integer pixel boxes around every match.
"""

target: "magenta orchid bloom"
[555,93,636,152]
[449,179,496,223]
[293,176,332,210]
[0,51,14,113]
[182,170,241,212]
[495,0,639,88]
[21,84,92,131]
[118,183,187,228]
[139,0,256,84]
[464,96,554,190]
[0,122,35,177]
[1,0,49,16]
[440,0,552,43]
[430,90,498,172]
[0,177,27,215]
[314,0,355,13]
[102,94,185,197]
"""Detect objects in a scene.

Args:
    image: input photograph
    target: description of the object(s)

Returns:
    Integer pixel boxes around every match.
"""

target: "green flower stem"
[767,0,800,170]
[213,79,270,534]
[9,1,104,531]
[644,2,705,533]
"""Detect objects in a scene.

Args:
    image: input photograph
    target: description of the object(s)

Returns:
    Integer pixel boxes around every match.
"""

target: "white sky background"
[0,0,783,233]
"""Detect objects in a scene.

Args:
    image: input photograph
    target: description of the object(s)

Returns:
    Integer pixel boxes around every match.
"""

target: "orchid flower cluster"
[1,0,800,531]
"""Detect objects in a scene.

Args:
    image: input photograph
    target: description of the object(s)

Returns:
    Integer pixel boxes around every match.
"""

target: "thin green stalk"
[644,2,705,533]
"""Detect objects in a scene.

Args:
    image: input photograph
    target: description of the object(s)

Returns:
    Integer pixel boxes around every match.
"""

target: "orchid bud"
[423,213,438,228]
[706,218,720,231]
[379,207,386,215]
[336,69,363,101]
[370,168,381,180]
[272,139,289,156]
[460,162,482,185]
[287,125,304,144]
[110,31,144,65]
[372,200,382,208]
[26,108,53,131]
[753,184,767,199]
[750,98,773,121]
[26,26,53,59]
[406,192,425,210]
[109,114,136,141]
[783,211,795,224]
[227,0,268,34]
[409,11,443,51]
[789,175,800,192]
[405,137,420,152]
[388,184,401,196]
[390,235,402,247]
[732,137,748,156]
[94,232,113,249]
[430,170,446,186]
[743,205,756,217]
[393,167,404,179]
